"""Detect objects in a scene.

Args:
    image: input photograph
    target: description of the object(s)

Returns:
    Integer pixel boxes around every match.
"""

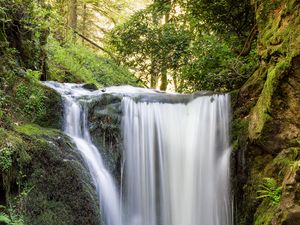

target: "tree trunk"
[40,29,49,81]
[69,0,77,34]
[159,0,171,91]
[82,3,87,43]
[150,60,158,89]
[160,69,168,91]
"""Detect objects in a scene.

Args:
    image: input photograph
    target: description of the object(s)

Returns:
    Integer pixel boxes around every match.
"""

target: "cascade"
[122,95,232,225]
[45,82,232,225]
[44,82,122,225]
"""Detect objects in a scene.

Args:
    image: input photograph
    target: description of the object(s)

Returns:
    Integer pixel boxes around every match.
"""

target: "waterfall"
[44,82,122,225]
[44,82,232,225]
[122,95,232,225]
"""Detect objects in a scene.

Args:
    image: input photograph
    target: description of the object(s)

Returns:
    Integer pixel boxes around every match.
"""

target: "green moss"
[254,199,279,225]
[249,58,291,140]
[25,195,75,225]
[231,118,249,152]
[258,0,300,60]
[0,125,101,225]
[22,137,101,225]
[242,65,267,91]
[0,129,31,172]
[36,85,63,129]
[15,123,60,137]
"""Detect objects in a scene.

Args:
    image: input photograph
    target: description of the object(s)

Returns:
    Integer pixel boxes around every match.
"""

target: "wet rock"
[82,83,98,91]
[87,94,123,184]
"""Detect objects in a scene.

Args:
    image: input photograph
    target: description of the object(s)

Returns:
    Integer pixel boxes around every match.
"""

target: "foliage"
[0,144,13,172]
[47,0,149,45]
[0,0,50,71]
[47,37,138,86]
[108,6,191,89]
[178,36,258,92]
[0,90,11,128]
[257,178,282,204]
[108,0,258,92]
[187,0,255,41]
[271,147,300,179]
[0,213,10,224]
[15,82,47,122]
[0,210,25,225]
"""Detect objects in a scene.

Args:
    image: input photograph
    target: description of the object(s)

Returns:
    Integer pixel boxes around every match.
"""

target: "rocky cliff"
[233,0,300,224]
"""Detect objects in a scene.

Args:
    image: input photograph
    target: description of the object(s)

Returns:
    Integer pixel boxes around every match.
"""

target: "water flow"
[44,81,232,225]
[44,82,122,225]
[122,95,232,225]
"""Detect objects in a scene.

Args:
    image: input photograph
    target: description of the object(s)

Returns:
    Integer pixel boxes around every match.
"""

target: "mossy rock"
[87,94,123,184]
[22,128,101,225]
[1,124,102,225]
[35,85,63,129]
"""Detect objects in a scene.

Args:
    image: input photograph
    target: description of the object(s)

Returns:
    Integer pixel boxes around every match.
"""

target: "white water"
[44,82,122,225]
[122,95,232,225]
[44,81,232,225]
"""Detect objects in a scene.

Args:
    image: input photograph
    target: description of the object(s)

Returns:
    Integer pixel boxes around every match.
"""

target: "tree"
[108,0,258,92]
[108,1,191,90]
[68,0,77,32]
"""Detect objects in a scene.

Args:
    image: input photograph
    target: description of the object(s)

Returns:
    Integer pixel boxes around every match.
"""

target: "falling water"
[122,95,232,225]
[44,81,232,225]
[44,82,122,225]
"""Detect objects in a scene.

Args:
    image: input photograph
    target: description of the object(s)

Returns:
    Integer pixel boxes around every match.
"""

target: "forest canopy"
[107,0,259,92]
[0,0,259,93]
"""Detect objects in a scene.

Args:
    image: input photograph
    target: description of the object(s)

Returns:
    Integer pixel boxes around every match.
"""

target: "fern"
[257,178,282,204]
[0,213,10,224]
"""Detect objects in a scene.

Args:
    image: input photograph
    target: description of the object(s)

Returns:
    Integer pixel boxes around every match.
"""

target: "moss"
[249,58,292,140]
[35,85,63,129]
[15,123,60,138]
[26,198,74,225]
[231,118,249,152]
[0,128,102,225]
[258,0,300,60]
[254,199,279,225]
[22,137,101,225]
[242,65,268,91]
[236,1,300,224]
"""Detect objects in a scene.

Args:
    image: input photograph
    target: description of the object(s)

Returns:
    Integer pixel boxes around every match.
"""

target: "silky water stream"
[45,82,232,225]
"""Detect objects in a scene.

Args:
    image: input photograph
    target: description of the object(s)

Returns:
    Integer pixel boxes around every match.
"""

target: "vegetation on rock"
[233,0,300,224]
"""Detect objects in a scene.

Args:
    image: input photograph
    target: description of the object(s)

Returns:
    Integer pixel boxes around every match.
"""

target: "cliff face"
[234,0,300,224]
